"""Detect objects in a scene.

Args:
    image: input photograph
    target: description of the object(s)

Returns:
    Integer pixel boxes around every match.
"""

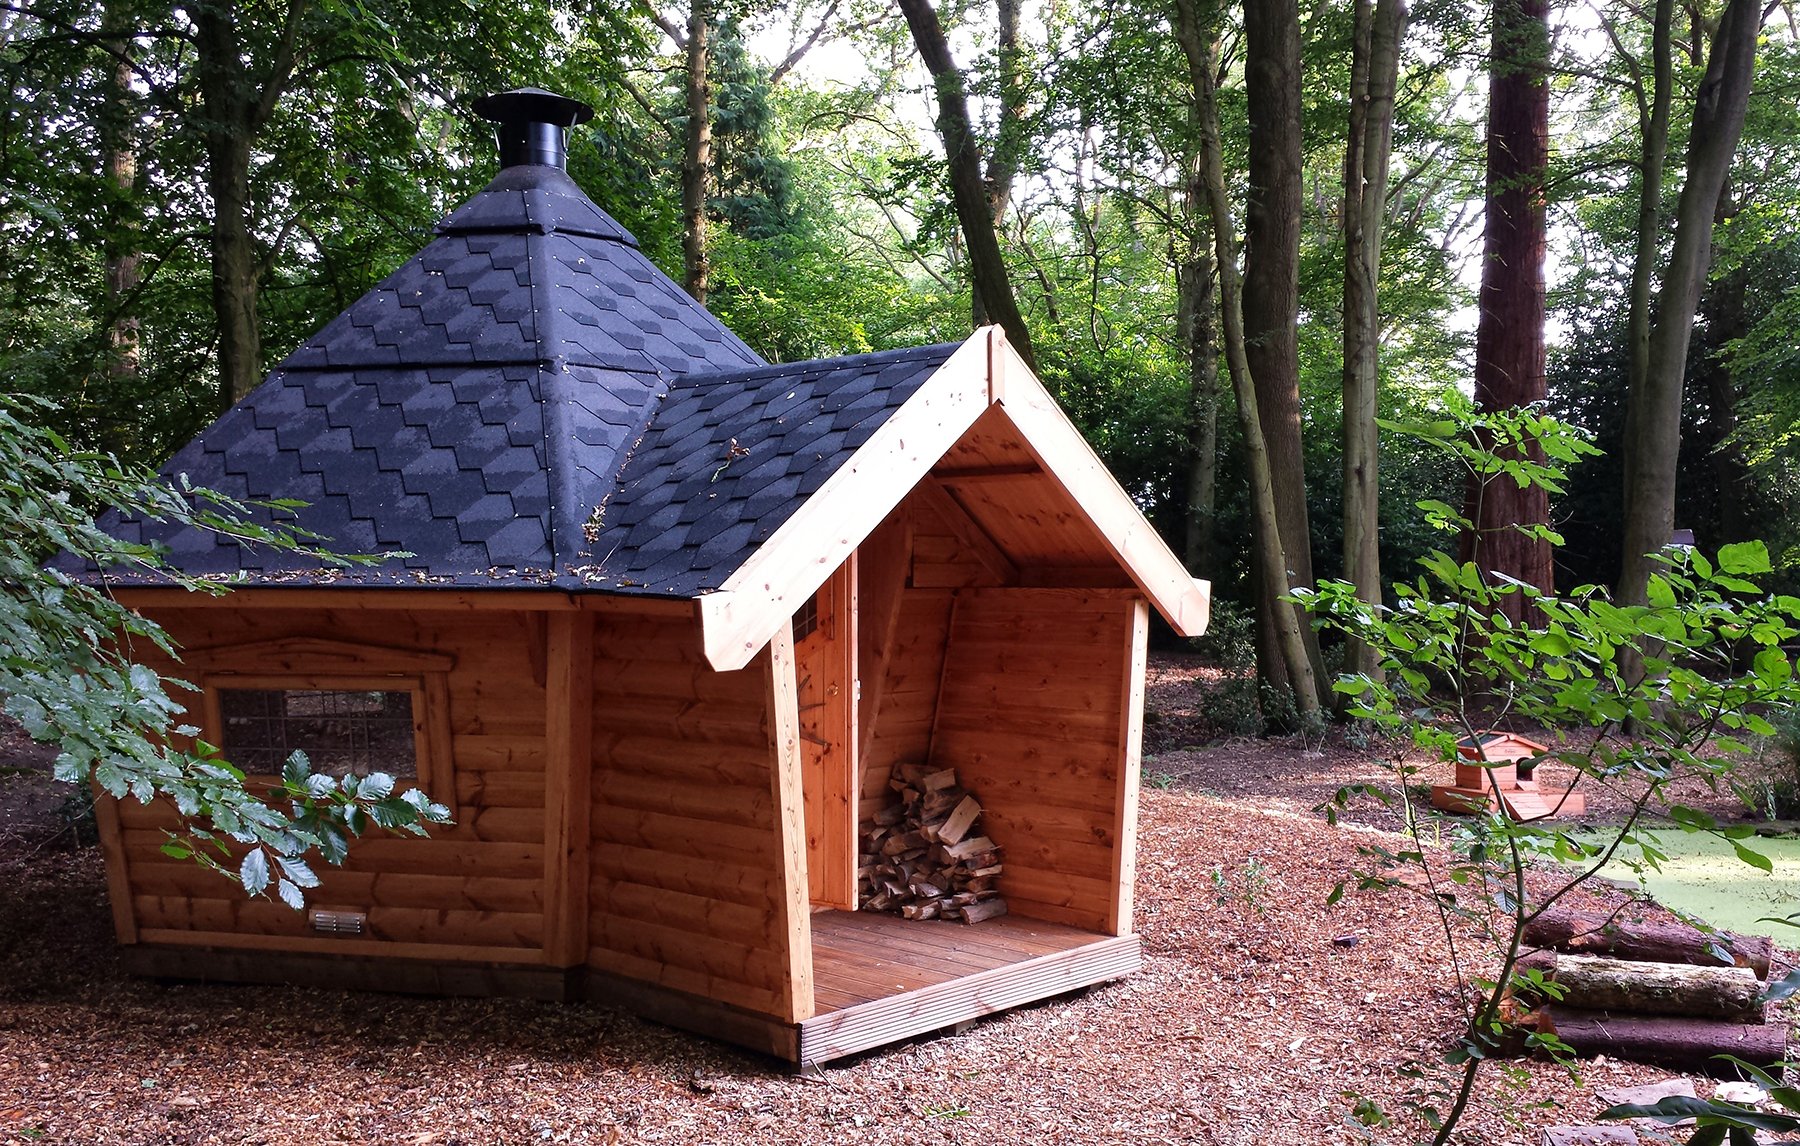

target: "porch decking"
[799,910,1141,1065]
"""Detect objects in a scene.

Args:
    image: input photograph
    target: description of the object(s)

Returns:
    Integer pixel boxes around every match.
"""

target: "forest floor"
[0,651,1788,1146]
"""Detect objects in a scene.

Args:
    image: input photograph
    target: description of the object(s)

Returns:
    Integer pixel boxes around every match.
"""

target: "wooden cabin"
[80,90,1210,1067]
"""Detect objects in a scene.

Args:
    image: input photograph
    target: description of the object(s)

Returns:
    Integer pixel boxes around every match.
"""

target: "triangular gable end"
[697,327,1212,670]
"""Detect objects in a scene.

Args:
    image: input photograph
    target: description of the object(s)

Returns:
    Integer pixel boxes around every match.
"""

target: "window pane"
[218,689,417,779]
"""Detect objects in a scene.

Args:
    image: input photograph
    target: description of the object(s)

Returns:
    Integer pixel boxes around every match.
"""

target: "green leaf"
[239,849,270,896]
[1717,541,1773,576]
[1731,838,1775,874]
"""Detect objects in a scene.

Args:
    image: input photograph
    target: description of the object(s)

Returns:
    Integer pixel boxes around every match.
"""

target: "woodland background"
[3,0,1797,721]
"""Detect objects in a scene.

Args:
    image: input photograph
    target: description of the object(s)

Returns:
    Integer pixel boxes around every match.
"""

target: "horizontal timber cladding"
[857,588,956,824]
[587,611,811,1022]
[929,588,1136,933]
[107,602,549,957]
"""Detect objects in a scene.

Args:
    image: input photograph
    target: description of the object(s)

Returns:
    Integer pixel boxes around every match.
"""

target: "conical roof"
[100,161,767,587]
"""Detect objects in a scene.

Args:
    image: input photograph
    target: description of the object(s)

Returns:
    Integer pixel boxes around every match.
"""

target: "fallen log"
[1540,1006,1788,1074]
[1524,908,1774,979]
[1542,954,1764,1023]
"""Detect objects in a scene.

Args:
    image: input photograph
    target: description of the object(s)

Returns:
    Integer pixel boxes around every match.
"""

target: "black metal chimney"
[472,87,594,170]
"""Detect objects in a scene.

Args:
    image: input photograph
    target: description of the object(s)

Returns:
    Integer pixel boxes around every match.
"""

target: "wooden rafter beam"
[932,464,1042,482]
[909,478,1019,587]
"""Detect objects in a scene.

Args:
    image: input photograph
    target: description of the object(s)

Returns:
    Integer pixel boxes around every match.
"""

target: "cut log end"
[860,763,1008,924]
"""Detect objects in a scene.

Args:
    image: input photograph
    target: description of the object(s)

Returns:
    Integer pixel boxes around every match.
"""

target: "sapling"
[1302,406,1800,1143]
[0,395,451,906]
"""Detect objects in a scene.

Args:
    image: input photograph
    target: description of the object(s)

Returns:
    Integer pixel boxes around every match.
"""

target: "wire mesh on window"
[792,592,821,642]
[218,689,417,778]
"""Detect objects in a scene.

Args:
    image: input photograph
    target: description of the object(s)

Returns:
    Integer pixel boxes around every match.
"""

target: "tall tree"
[1242,0,1324,713]
[186,0,305,409]
[1465,0,1551,617]
[1178,219,1220,577]
[1615,0,1674,430]
[1340,0,1407,681]
[1617,0,1762,605]
[1172,0,1322,721]
[896,0,1039,369]
[681,0,713,302]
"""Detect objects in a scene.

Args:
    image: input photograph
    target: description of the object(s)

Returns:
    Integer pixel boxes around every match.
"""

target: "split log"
[1541,1006,1788,1075]
[1535,954,1765,1023]
[1524,908,1774,979]
[860,763,1007,924]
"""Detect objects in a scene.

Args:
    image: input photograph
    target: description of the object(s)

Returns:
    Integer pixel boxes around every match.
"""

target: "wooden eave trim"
[109,586,701,618]
[699,335,993,670]
[987,333,1211,637]
[186,635,456,675]
[697,327,1210,668]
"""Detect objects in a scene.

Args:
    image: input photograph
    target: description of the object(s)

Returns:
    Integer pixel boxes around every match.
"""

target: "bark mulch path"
[0,651,1786,1145]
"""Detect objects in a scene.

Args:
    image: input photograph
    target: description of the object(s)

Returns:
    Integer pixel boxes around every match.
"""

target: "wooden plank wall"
[929,589,1135,934]
[586,612,810,1021]
[115,606,549,959]
[856,589,953,824]
[854,488,1006,826]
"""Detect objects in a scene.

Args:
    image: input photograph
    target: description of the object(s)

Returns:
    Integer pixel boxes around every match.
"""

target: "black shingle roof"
[73,163,957,597]
[590,343,957,594]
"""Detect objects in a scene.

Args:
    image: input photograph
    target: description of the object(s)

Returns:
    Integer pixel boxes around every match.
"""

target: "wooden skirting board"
[118,911,1138,1068]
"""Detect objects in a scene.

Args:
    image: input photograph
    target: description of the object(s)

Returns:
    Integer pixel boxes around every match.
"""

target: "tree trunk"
[1529,953,1763,1022]
[1624,0,1675,420]
[1542,1006,1785,1073]
[681,0,713,305]
[1464,0,1552,616]
[98,1,140,452]
[1524,907,1773,978]
[1618,0,1761,604]
[897,0,1039,371]
[1340,0,1406,683]
[192,0,263,411]
[1178,220,1219,577]
[1172,0,1321,721]
[188,0,303,410]
[1242,0,1324,714]
[973,0,1028,331]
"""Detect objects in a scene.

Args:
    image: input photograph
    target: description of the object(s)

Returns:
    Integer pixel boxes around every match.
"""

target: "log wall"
[929,589,1140,934]
[586,612,811,1021]
[113,605,550,960]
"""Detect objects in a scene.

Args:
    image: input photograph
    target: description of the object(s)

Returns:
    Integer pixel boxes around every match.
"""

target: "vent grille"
[308,909,367,936]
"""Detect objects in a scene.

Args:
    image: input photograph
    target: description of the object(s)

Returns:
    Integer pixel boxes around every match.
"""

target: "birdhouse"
[1431,730,1584,821]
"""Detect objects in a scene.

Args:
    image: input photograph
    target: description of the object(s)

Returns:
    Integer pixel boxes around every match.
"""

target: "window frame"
[191,638,454,800]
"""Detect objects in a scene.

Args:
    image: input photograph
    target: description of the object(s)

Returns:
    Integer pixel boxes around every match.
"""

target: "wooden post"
[92,788,139,944]
[766,624,817,1022]
[799,559,860,908]
[542,611,594,969]
[1109,598,1148,935]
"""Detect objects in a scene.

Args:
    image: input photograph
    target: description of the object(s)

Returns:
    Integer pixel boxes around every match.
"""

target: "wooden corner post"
[543,610,595,970]
[765,623,817,1023]
[1109,598,1149,936]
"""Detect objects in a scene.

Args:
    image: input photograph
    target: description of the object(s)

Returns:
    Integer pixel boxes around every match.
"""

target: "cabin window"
[194,638,453,796]
[218,687,418,779]
[792,591,821,642]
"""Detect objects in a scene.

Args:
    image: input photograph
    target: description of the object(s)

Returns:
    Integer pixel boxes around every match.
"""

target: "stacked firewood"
[1511,907,1786,1074]
[859,763,1007,924]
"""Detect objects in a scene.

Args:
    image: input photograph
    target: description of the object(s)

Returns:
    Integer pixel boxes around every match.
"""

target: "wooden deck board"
[801,910,1140,1064]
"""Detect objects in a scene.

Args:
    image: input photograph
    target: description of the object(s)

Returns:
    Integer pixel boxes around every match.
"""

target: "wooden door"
[794,558,858,907]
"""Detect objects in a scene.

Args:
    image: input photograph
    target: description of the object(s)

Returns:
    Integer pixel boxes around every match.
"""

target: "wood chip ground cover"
[0,663,1788,1145]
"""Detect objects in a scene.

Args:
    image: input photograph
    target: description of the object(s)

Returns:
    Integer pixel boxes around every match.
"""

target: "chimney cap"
[473,88,594,128]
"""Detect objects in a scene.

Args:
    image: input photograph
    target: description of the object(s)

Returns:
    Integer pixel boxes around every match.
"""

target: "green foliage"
[0,394,450,903]
[1303,407,1800,1143]
[1601,1058,1800,1145]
